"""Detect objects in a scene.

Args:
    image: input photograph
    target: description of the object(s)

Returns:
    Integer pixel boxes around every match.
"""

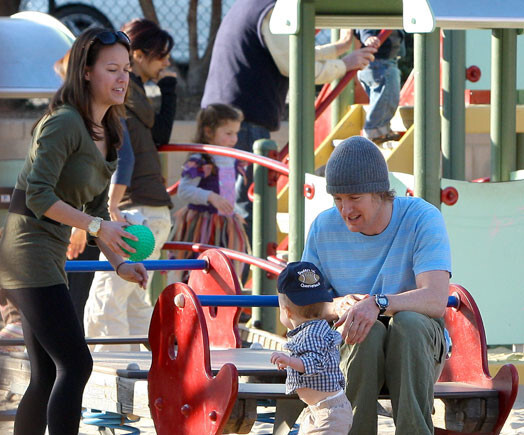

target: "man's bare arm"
[333,270,450,344]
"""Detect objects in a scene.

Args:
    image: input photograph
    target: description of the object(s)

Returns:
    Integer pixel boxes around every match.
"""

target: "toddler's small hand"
[270,351,289,370]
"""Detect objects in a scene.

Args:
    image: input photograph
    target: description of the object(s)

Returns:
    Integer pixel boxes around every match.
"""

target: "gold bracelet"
[115,261,126,276]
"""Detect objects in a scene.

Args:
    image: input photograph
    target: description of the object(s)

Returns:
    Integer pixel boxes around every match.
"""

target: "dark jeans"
[234,120,271,242]
[5,284,93,435]
[357,59,401,139]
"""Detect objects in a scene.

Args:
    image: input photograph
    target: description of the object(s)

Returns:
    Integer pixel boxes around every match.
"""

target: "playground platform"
[0,348,523,434]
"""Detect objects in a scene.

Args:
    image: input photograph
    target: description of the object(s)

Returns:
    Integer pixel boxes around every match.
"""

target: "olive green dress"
[0,105,117,290]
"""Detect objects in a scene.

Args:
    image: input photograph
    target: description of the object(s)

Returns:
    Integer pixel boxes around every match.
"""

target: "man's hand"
[116,262,148,289]
[333,294,368,318]
[334,295,379,344]
[67,227,87,260]
[342,46,376,71]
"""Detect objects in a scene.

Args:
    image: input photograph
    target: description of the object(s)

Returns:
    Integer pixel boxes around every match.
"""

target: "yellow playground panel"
[306,104,524,179]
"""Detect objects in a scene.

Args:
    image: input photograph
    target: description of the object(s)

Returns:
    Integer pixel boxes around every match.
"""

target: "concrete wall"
[0,113,492,188]
[0,117,289,179]
[0,116,290,215]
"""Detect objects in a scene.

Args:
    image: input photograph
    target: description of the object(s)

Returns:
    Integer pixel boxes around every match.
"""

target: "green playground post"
[289,0,316,262]
[442,30,466,180]
[330,29,354,130]
[414,30,441,208]
[252,139,278,333]
[517,134,524,170]
[491,29,517,181]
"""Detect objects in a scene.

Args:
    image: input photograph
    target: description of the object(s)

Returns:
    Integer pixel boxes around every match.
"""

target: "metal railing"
[163,242,283,277]
[160,140,285,305]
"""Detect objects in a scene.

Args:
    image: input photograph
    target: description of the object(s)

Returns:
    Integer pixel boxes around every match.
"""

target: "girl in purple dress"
[172,104,250,279]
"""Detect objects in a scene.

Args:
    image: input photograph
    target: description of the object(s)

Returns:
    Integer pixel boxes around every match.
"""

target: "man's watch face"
[378,295,389,307]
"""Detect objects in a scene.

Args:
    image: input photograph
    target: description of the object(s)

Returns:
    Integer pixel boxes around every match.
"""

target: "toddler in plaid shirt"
[271,261,353,434]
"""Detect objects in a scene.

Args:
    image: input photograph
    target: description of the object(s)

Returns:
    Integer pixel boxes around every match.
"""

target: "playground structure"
[1,4,523,344]
[1,1,524,432]
[148,252,518,434]
[314,32,524,178]
[265,0,524,348]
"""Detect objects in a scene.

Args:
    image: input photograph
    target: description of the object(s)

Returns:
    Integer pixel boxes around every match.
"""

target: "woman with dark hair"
[0,28,148,434]
[52,48,137,331]
[84,19,177,351]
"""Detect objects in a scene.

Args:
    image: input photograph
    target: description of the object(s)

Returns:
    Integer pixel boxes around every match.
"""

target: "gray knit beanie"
[326,136,390,194]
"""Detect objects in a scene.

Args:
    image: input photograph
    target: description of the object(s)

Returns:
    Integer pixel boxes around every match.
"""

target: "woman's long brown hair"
[35,28,131,150]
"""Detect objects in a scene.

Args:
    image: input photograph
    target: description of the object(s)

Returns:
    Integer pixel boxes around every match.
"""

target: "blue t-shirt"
[302,196,451,297]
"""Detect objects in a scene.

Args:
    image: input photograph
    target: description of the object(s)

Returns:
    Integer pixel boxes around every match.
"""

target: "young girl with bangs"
[172,103,250,281]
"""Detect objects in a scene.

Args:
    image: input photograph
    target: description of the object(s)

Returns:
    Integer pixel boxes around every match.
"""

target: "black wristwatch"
[374,294,389,315]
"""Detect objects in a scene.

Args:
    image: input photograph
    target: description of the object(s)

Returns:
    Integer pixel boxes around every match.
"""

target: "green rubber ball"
[122,225,155,262]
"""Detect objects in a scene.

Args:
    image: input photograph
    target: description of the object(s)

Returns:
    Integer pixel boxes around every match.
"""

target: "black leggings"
[6,284,93,435]
[67,244,100,333]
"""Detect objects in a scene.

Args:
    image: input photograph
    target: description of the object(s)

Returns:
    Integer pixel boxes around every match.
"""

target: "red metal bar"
[160,144,287,198]
[315,82,331,108]
[159,144,289,175]
[267,255,287,268]
[167,180,179,196]
[163,242,284,277]
[161,144,288,196]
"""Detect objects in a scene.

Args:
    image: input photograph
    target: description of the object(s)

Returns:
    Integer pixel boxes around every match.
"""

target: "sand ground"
[1,385,523,434]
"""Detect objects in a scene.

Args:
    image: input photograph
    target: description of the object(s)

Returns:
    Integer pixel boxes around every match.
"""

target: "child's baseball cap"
[277,261,333,306]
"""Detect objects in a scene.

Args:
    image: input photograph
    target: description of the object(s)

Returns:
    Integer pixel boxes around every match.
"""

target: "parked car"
[19,0,236,64]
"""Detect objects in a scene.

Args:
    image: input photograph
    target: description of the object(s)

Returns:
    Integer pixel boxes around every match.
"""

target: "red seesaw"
[146,249,518,434]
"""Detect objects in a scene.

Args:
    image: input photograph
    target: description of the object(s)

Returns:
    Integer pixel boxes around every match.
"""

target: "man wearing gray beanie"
[302,136,452,434]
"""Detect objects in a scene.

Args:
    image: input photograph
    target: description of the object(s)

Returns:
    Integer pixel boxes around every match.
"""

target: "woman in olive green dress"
[0,28,148,435]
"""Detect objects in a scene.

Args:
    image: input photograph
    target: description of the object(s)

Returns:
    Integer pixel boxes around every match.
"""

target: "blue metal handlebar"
[197,295,460,309]
[65,259,208,272]
[64,259,460,310]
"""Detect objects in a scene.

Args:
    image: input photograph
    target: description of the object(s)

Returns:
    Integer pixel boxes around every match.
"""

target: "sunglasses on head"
[92,31,130,47]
